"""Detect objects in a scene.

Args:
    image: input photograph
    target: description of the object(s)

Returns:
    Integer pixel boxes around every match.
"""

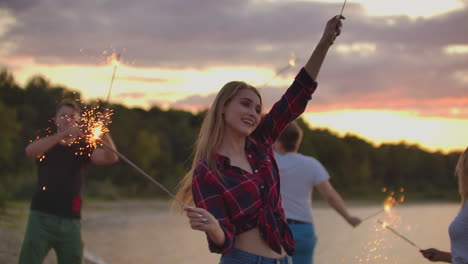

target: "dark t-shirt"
[30,141,92,219]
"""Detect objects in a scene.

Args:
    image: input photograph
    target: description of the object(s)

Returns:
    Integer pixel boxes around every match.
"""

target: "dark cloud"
[0,0,37,12]
[1,0,467,118]
[171,70,468,120]
[0,0,351,67]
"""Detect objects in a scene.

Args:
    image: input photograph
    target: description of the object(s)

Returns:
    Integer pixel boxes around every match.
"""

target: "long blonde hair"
[456,146,468,207]
[175,81,261,206]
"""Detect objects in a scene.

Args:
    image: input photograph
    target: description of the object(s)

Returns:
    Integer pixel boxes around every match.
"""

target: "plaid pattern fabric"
[192,68,317,255]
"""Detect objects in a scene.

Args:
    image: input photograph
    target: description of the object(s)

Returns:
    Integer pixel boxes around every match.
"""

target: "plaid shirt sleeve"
[192,161,236,254]
[252,67,317,144]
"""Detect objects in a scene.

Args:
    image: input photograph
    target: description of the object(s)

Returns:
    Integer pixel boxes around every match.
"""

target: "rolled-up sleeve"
[192,162,236,254]
[252,67,318,144]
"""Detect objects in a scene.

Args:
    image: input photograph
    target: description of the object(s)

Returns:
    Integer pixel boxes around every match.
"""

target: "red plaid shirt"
[192,68,317,255]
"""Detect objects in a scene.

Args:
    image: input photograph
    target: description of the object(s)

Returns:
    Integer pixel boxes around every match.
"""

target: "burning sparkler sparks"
[106,52,121,103]
[78,105,113,152]
[377,219,420,249]
[260,53,297,88]
[288,53,296,67]
[363,187,405,221]
[33,102,114,162]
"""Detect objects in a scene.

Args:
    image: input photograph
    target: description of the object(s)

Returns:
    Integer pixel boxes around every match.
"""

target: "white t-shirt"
[275,152,330,224]
[449,202,468,264]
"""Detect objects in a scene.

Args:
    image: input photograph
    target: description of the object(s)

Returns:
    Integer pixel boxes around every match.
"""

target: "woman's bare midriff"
[234,227,286,258]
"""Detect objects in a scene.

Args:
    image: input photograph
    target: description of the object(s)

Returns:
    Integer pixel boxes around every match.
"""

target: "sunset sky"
[0,0,467,152]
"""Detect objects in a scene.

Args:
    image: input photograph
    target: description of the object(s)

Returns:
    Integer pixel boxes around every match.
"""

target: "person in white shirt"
[420,146,468,264]
[274,121,361,264]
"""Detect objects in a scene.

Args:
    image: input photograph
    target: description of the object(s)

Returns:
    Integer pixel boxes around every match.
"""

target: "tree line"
[0,69,462,208]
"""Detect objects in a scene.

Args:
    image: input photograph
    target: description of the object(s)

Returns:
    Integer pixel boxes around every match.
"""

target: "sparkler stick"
[260,55,296,88]
[377,220,420,249]
[105,53,121,103]
[98,140,188,208]
[339,0,347,17]
[362,208,385,221]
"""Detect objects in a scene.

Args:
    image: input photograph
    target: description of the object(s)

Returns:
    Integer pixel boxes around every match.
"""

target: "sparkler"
[77,105,187,207]
[377,219,420,249]
[80,48,185,206]
[106,53,121,103]
[260,53,297,88]
[339,0,347,17]
[98,140,188,208]
[363,188,404,221]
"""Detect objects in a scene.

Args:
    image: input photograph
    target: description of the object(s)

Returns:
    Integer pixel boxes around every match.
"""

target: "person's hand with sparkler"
[77,105,118,164]
[26,102,83,158]
[90,133,119,164]
[314,177,362,227]
[304,15,345,81]
[346,215,362,227]
[184,206,226,246]
[420,248,452,263]
[322,15,345,46]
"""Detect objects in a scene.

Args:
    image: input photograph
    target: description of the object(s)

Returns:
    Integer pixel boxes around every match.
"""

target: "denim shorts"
[220,248,293,264]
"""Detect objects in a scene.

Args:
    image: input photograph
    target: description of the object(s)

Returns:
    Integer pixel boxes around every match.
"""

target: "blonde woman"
[176,16,345,264]
[420,147,468,264]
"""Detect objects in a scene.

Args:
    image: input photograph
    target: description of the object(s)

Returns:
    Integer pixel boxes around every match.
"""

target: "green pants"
[18,210,83,264]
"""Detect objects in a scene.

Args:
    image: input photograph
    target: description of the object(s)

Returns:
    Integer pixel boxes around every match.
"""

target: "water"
[77,201,458,264]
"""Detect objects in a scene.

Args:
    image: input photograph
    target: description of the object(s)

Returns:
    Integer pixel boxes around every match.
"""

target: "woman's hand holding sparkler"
[304,15,345,81]
[420,248,452,263]
[321,15,345,46]
[346,216,362,227]
[184,207,226,247]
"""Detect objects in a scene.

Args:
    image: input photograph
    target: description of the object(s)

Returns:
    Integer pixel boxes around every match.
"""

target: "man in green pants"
[19,100,119,264]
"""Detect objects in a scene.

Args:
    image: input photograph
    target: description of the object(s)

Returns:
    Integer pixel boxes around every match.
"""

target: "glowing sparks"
[108,52,121,67]
[79,105,113,150]
[382,186,405,215]
[42,186,46,191]
[92,125,104,140]
[384,204,391,213]
[34,102,113,162]
[380,221,388,228]
[398,195,405,203]
[383,194,397,213]
[377,219,420,249]
[363,187,405,221]
[288,53,296,67]
[79,47,135,67]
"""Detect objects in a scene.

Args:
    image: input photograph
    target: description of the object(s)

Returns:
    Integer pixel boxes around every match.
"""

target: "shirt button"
[254,169,258,173]
[260,185,265,189]
[248,155,252,158]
